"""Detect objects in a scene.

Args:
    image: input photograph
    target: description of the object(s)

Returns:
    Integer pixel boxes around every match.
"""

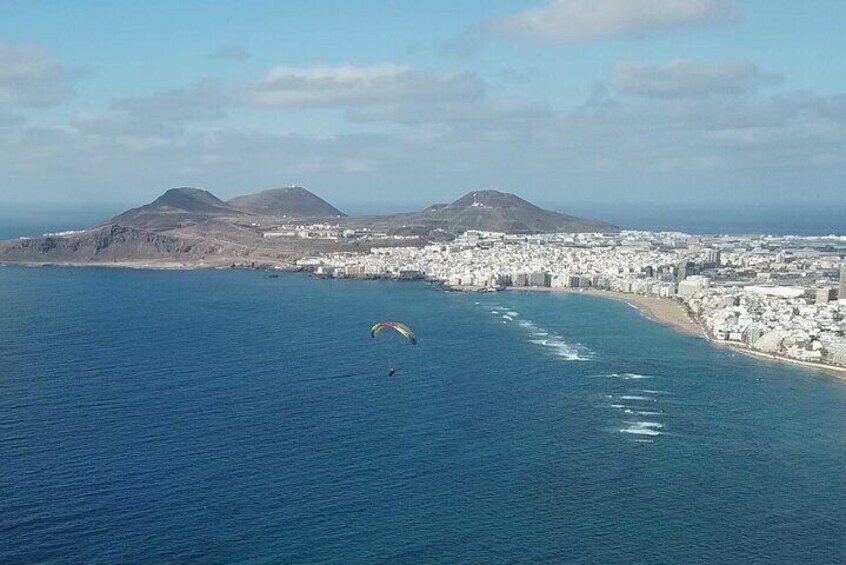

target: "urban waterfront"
[1,267,844,564]
[313,228,846,374]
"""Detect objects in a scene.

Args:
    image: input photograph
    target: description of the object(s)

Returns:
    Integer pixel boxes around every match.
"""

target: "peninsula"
[0,186,616,268]
[2,186,845,377]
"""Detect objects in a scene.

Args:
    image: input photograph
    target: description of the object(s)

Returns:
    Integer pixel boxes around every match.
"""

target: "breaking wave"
[528,337,591,361]
[620,422,663,436]
[502,318,593,361]
[593,372,656,380]
[625,409,663,416]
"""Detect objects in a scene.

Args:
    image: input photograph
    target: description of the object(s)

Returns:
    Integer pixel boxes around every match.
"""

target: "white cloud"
[4,87,845,207]
[612,59,780,98]
[243,63,484,108]
[485,0,738,42]
[0,42,71,106]
[2,55,845,207]
[113,80,231,121]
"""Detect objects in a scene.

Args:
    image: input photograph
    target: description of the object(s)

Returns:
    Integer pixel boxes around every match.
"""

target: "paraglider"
[370,322,417,375]
[369,322,417,345]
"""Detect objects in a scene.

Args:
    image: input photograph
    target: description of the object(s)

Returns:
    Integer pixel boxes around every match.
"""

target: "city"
[304,230,846,370]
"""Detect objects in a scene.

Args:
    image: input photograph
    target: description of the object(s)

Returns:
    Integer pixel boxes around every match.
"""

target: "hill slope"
[410,190,618,233]
[109,187,244,230]
[228,186,345,217]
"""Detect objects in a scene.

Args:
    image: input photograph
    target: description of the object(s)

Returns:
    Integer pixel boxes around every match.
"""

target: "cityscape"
[302,229,846,371]
[4,1,846,562]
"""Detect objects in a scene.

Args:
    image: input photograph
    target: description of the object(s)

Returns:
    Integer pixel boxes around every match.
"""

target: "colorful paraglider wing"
[370,322,417,344]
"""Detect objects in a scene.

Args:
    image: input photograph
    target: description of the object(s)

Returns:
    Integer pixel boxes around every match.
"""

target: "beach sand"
[507,286,704,338]
[507,286,846,380]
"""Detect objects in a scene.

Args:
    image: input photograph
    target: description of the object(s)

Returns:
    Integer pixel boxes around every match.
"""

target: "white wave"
[490,310,500,315]
[632,421,663,429]
[595,372,656,380]
[628,410,663,416]
[608,404,625,409]
[639,389,669,395]
[619,395,656,402]
[631,438,654,444]
[621,373,655,380]
[530,338,591,361]
[620,427,661,436]
[502,318,594,361]
[620,421,663,436]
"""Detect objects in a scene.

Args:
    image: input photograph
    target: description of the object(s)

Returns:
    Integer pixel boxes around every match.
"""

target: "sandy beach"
[712,341,846,381]
[506,286,705,338]
[506,286,846,381]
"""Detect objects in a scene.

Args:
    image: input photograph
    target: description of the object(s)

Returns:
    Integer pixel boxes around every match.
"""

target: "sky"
[1,0,845,215]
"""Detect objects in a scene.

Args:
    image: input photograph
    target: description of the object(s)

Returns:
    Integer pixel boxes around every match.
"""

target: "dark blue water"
[1,268,844,564]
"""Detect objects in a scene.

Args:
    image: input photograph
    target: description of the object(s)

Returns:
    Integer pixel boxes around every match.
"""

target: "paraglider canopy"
[370,322,417,345]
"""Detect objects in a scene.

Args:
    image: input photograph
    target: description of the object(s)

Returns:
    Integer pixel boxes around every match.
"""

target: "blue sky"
[1,0,844,212]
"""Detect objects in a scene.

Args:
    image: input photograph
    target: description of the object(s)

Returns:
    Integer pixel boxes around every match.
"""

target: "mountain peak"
[228,186,345,217]
[151,187,228,209]
[416,189,618,234]
[451,190,529,209]
[109,187,239,230]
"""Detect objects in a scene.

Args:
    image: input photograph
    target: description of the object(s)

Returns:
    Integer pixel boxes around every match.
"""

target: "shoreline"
[504,285,846,381]
[4,261,845,381]
[0,260,301,271]
[709,340,846,381]
[505,286,705,338]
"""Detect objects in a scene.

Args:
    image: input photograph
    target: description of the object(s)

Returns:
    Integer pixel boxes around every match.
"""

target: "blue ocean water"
[1,268,844,564]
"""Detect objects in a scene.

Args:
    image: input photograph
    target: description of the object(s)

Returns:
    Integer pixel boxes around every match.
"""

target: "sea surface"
[1,268,844,564]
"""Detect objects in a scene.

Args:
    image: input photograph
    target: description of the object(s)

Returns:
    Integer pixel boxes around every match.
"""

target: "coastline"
[504,285,846,381]
[506,286,705,338]
[710,340,846,381]
[0,260,300,271]
[4,261,845,381]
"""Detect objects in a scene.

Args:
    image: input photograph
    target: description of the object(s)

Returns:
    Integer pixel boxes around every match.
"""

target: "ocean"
[1,267,844,564]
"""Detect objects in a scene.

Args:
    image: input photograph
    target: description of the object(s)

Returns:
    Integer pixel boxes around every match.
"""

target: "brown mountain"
[228,186,345,217]
[0,186,618,266]
[109,187,245,230]
[409,189,618,233]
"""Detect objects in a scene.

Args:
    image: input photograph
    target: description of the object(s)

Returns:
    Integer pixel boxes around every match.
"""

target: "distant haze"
[3,199,845,240]
[0,2,845,211]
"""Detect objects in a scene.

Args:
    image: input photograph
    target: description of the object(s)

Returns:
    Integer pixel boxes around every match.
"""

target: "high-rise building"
[676,260,695,282]
[704,249,721,266]
[840,264,846,300]
[529,271,551,287]
[816,287,835,305]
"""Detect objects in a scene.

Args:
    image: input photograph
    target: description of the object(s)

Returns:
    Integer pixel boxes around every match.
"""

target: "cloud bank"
[486,0,738,42]
[0,42,71,107]
[243,64,484,108]
[612,59,781,98]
